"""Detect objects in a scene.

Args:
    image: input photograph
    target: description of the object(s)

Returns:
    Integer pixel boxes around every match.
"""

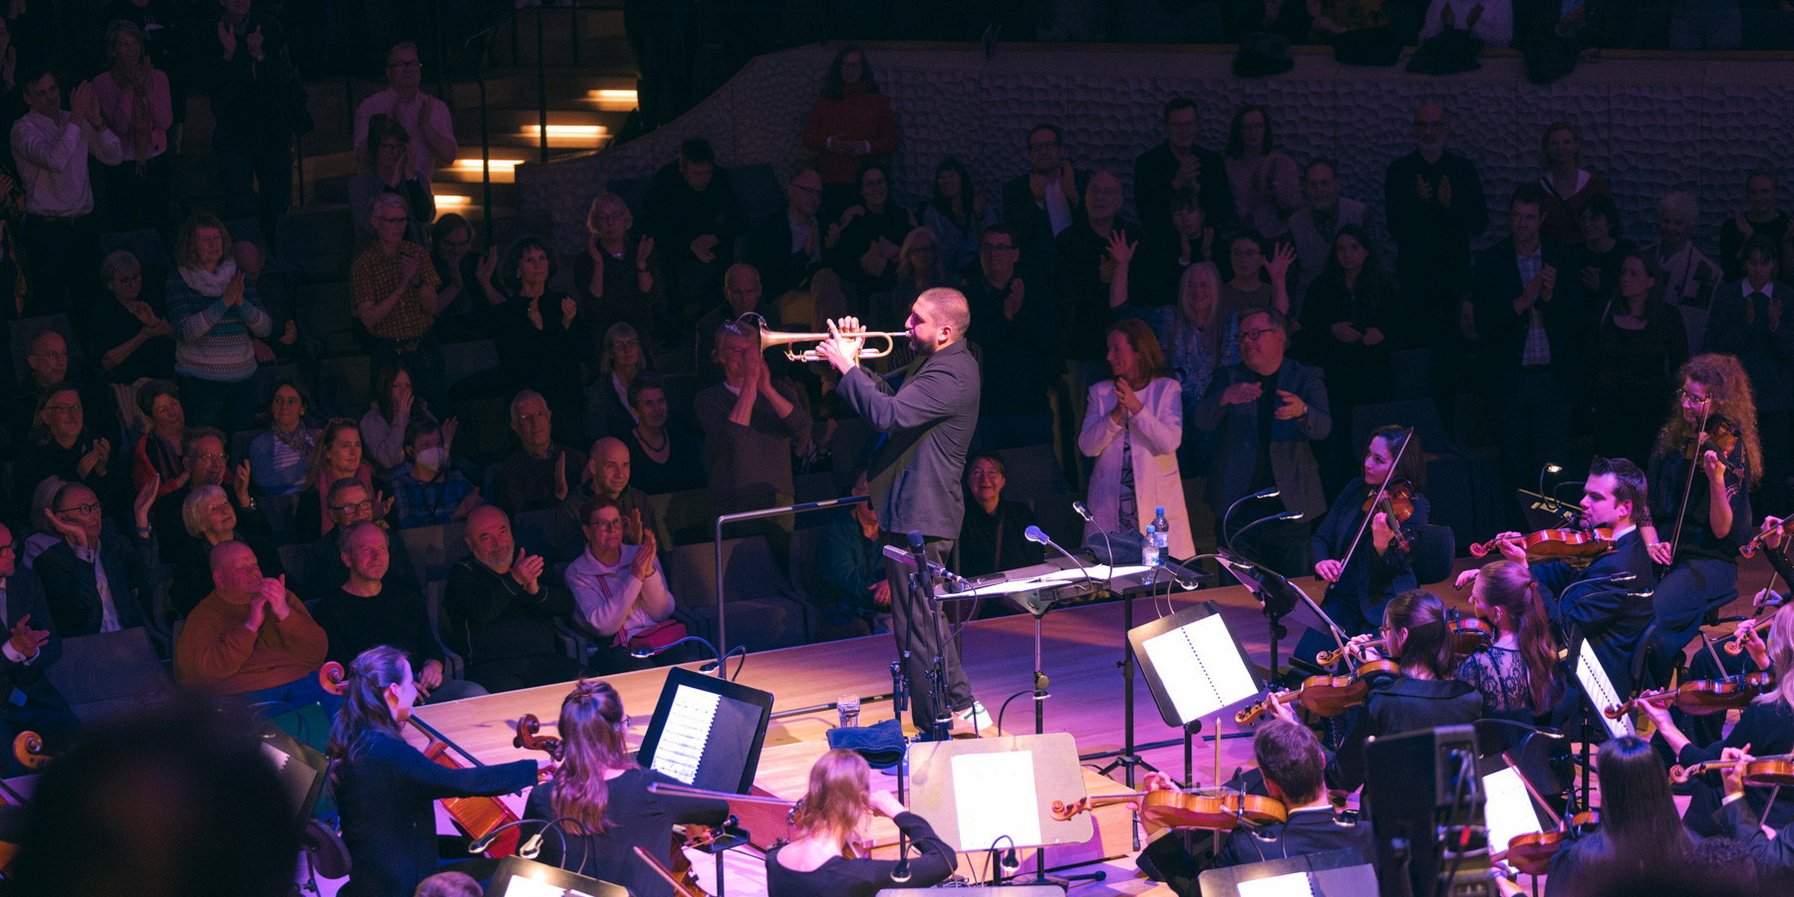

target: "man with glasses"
[695,321,811,563]
[964,224,1061,449]
[36,479,160,637]
[352,192,446,404]
[0,521,72,775]
[1002,123,1088,286]
[303,478,421,597]
[1133,97,1234,243]
[353,41,456,187]
[743,167,844,318]
[564,497,677,674]
[494,390,586,516]
[1383,102,1488,342]
[1194,309,1331,579]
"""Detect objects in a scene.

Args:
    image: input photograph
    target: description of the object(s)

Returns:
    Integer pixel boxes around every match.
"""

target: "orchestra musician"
[1453,560,1562,729]
[1544,735,1693,897]
[816,289,988,736]
[329,645,537,897]
[523,679,730,897]
[1712,746,1794,887]
[1270,589,1482,791]
[1638,600,1794,837]
[763,749,956,895]
[1307,425,1429,647]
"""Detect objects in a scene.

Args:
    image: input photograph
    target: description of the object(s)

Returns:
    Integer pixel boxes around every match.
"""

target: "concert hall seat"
[49,628,174,724]
[399,521,471,587]
[664,535,811,650]
[1413,524,1455,587]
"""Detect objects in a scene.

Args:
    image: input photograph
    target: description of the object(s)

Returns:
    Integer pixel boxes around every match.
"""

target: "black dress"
[523,768,729,897]
[763,811,956,897]
[1586,301,1686,466]
[1326,676,1484,792]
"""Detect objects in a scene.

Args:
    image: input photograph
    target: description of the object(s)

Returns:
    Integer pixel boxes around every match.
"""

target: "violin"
[1469,528,1617,562]
[1050,788,1287,831]
[1496,810,1599,876]
[1721,616,1772,656]
[1669,753,1794,786]
[1238,656,1400,724]
[1686,412,1744,473]
[1604,670,1777,719]
[1738,519,1787,559]
[1362,478,1417,553]
[1447,614,1495,660]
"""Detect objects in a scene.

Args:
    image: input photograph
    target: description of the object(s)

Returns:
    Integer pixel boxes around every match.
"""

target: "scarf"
[180,258,239,297]
[112,60,155,169]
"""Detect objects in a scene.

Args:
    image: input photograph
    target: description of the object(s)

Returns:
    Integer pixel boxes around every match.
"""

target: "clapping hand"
[553,452,569,502]
[1003,278,1025,320]
[525,295,545,331]
[635,236,655,270]
[630,532,659,581]
[510,547,544,592]
[1221,380,1263,406]
[222,272,246,307]
[246,26,265,60]
[560,295,578,329]
[133,472,159,530]
[1272,389,1307,421]
[77,437,111,478]
[260,574,291,621]
[6,614,48,659]
[217,20,237,60]
[234,460,254,507]
[624,508,645,544]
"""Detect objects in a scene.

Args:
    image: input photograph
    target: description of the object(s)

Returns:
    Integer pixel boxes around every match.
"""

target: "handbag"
[621,618,688,652]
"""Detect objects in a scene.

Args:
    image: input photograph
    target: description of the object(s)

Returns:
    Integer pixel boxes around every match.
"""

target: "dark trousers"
[180,374,261,434]
[1649,557,1738,663]
[883,534,972,732]
[212,123,292,237]
[19,213,100,318]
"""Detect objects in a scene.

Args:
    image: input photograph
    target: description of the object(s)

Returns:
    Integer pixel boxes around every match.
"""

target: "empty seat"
[399,521,470,586]
[49,628,175,724]
[664,535,810,650]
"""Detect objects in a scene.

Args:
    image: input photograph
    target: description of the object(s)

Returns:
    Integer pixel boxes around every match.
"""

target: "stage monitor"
[637,666,775,795]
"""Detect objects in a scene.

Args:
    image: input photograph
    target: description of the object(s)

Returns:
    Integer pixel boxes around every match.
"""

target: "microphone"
[1221,488,1282,549]
[1025,526,1097,591]
[1230,510,1304,553]
[468,816,582,857]
[908,530,930,593]
[880,543,969,592]
[891,851,913,884]
[1072,501,1092,522]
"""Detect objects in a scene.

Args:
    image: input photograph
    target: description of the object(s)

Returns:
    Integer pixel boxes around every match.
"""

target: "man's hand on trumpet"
[817,317,868,375]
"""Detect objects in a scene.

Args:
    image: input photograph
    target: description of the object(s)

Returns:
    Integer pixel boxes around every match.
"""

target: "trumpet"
[758,326,907,363]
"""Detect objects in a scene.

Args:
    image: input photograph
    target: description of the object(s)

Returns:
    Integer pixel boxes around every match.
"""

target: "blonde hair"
[1754,602,1794,712]
[790,749,871,854]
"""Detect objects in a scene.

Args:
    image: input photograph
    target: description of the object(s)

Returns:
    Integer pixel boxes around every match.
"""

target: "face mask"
[415,447,447,470]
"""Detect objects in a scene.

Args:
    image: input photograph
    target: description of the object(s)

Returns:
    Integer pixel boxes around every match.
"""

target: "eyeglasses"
[387,61,421,70]
[375,216,409,225]
[194,452,227,462]
[331,499,375,514]
[1028,141,1060,150]
[56,502,101,516]
[42,404,80,415]
[611,338,641,349]
[585,518,625,530]
[1677,389,1712,405]
[515,411,549,424]
[1239,328,1279,342]
[0,541,15,553]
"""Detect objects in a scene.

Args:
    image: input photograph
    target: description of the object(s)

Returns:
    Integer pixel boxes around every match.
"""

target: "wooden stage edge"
[412,554,1774,896]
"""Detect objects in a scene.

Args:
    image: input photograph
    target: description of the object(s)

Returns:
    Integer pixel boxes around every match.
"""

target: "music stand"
[487,855,630,897]
[1196,849,1378,897]
[1571,639,1633,809]
[908,732,1097,887]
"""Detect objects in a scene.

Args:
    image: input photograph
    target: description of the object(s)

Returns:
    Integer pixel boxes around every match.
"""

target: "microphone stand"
[1221,513,1308,679]
[908,531,953,744]
[1079,501,1161,849]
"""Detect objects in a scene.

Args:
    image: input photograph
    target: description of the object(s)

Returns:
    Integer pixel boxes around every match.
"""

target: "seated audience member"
[565,497,676,674]
[553,436,659,561]
[964,224,1062,450]
[921,156,994,282]
[131,378,186,498]
[443,505,584,691]
[37,480,158,637]
[956,452,1044,580]
[173,541,331,709]
[1223,105,1302,239]
[9,330,120,455]
[92,250,176,383]
[495,390,587,516]
[247,380,319,495]
[1286,159,1366,300]
[361,361,434,476]
[14,385,124,518]
[311,522,482,702]
[303,478,419,597]
[150,426,277,560]
[347,115,432,245]
[574,192,656,340]
[166,213,271,434]
[695,320,810,557]
[1722,170,1788,283]
[1578,194,1634,301]
[741,167,846,327]
[824,160,915,300]
[640,136,746,332]
[0,521,73,776]
[1545,736,1696,897]
[1704,234,1794,514]
[588,321,650,440]
[388,417,480,530]
[1644,190,1723,348]
[493,237,589,444]
[1536,122,1610,246]
[295,419,380,540]
[170,484,284,619]
[694,263,778,377]
[353,193,446,405]
[815,473,889,636]
[622,373,706,495]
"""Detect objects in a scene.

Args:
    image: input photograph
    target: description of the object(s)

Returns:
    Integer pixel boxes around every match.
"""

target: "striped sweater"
[166,270,273,382]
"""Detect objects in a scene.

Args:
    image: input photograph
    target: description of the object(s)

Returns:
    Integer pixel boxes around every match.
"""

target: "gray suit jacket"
[838,339,981,540]
[1193,359,1331,521]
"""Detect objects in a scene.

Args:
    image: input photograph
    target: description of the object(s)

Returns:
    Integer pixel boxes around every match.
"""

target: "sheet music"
[1482,767,1545,852]
[950,751,1043,849]
[1037,564,1152,583]
[1575,640,1634,739]
[1141,613,1259,724]
[1237,871,1318,897]
[648,685,720,784]
[498,878,598,897]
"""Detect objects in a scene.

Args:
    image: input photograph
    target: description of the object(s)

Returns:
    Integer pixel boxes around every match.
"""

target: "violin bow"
[1667,403,1716,564]
[1329,427,1415,590]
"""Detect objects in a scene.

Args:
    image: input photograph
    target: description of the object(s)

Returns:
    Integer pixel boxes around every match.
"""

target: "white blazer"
[1077,376,1195,558]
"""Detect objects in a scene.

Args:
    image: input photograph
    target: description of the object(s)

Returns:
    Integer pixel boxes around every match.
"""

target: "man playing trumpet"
[815,288,988,738]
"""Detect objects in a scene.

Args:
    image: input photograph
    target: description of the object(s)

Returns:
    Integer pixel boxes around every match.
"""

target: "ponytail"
[327,645,409,762]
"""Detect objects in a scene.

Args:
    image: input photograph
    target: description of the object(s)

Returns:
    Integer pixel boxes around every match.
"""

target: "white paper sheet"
[1237,871,1318,897]
[1141,612,1260,724]
[950,751,1043,849]
[1482,766,1545,852]
[1575,640,1634,739]
[648,685,720,784]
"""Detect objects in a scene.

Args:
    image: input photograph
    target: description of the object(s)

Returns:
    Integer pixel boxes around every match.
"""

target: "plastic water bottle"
[1150,507,1170,564]
[1141,519,1161,568]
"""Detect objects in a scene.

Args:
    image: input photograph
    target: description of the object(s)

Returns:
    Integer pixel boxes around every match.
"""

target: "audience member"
[883,225,951,332]
[965,224,1061,450]
[495,237,589,444]
[361,361,433,476]
[1537,121,1611,246]
[1286,158,1366,299]
[1473,184,1586,502]
[1588,253,1687,466]
[148,425,270,559]
[1002,123,1086,286]
[622,372,705,495]
[1114,261,1239,476]
[295,419,380,540]
[353,193,445,405]
[921,156,994,281]
[14,385,124,518]
[233,239,300,361]
[1134,98,1234,244]
[1384,102,1488,337]
[565,496,675,674]
[815,471,889,636]
[1705,234,1794,512]
[12,64,120,318]
[9,332,115,453]
[1577,194,1634,301]
[130,378,185,498]
[0,521,69,776]
[576,192,656,342]
[428,213,482,325]
[695,321,810,556]
[166,213,270,433]
[174,540,330,709]
[588,321,649,440]
[199,0,302,235]
[1220,229,1295,318]
[799,46,899,218]
[1078,319,1193,556]
[302,477,419,596]
[956,451,1044,579]
[247,380,319,495]
[352,41,455,187]
[826,160,915,301]
[37,479,157,637]
[1300,224,1401,486]
[639,137,745,332]
[169,481,283,618]
[91,19,171,232]
[348,116,432,245]
[495,390,587,516]
[91,249,176,383]
[1721,170,1789,282]
[1127,187,1215,309]
[553,436,658,561]
[442,504,584,691]
[1224,105,1301,239]
[741,167,834,311]
[1052,171,1135,365]
[1645,189,1722,348]
[1194,308,1330,577]
[693,263,776,377]
[19,478,67,568]
[1419,0,1514,46]
[388,416,480,530]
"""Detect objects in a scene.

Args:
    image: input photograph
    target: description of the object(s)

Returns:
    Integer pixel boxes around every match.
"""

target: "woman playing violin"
[1638,600,1794,837]
[523,680,729,897]
[1454,560,1562,726]
[1271,590,1481,792]
[1711,745,1794,881]
[330,645,538,897]
[1544,735,1692,897]
[764,749,955,896]
[1305,425,1429,655]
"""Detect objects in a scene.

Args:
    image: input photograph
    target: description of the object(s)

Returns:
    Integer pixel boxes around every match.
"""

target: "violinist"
[1544,735,1692,897]
[1306,425,1429,648]
[330,645,538,897]
[523,680,729,897]
[1711,746,1794,887]
[1453,560,1562,727]
[1640,354,1760,661]
[1638,600,1794,837]
[764,749,956,896]
[1272,589,1482,792]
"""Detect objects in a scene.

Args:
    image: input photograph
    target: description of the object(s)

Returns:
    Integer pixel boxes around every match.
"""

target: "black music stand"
[1127,600,1263,789]
[487,856,630,897]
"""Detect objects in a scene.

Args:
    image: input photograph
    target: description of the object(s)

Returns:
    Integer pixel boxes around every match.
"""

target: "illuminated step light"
[451,158,522,173]
[435,195,471,209]
[520,124,609,140]
[586,88,637,110]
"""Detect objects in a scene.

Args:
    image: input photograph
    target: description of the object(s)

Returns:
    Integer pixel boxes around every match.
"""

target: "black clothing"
[498,289,592,444]
[1000,168,1090,288]
[167,519,284,619]
[1214,806,1377,869]
[35,532,157,637]
[312,584,445,669]
[1133,141,1234,239]
[1719,213,1791,282]
[624,426,707,494]
[742,211,825,301]
[1535,527,1656,697]
[1674,698,1794,837]
[640,160,746,317]
[1326,676,1483,792]
[1051,220,1138,361]
[89,296,177,383]
[1383,149,1489,330]
[13,434,127,520]
[827,204,914,296]
[1714,794,1794,888]
[1586,300,1687,466]
[763,811,955,896]
[1308,480,1428,635]
[956,499,1044,579]
[963,275,1062,417]
[524,769,729,897]
[572,240,656,341]
[441,554,583,691]
[303,529,421,600]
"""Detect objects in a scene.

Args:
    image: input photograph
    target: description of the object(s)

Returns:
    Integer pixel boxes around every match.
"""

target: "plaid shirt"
[350,241,441,341]
[389,467,476,529]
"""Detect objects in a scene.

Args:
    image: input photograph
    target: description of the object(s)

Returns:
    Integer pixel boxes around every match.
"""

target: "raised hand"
[1267,242,1296,283]
[1114,377,1142,414]
[553,452,569,502]
[397,252,422,284]
[510,547,545,592]
[222,271,246,307]
[133,472,160,529]
[260,574,291,620]
[630,533,658,581]
[1106,229,1137,267]
[246,25,265,60]
[625,508,644,544]
[1272,389,1307,421]
[1437,176,1453,208]
[1003,278,1025,321]
[218,21,237,59]
[636,236,655,270]
[242,594,266,631]
[1221,381,1262,406]
[690,233,719,263]
[7,614,48,659]
[475,246,498,284]
[560,295,578,329]
[375,489,395,519]
[452,486,482,521]
[234,459,254,506]
[443,416,460,451]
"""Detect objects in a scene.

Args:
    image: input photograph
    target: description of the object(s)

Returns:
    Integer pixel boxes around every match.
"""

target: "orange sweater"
[175,589,329,694]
